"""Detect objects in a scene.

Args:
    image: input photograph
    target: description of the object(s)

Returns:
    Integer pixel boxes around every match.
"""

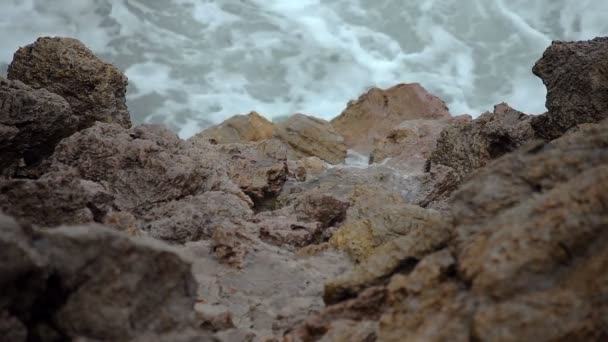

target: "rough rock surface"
[421,103,535,210]
[331,83,451,154]
[0,213,209,341]
[49,122,247,214]
[7,37,131,129]
[194,111,275,144]
[0,78,77,173]
[274,114,347,164]
[288,118,608,342]
[210,139,290,207]
[4,35,608,342]
[369,115,471,174]
[0,171,115,227]
[531,37,608,140]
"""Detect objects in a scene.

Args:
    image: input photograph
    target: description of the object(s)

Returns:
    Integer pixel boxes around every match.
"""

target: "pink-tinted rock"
[331,83,451,154]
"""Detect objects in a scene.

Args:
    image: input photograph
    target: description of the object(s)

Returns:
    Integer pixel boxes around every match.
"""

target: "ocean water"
[1,0,607,137]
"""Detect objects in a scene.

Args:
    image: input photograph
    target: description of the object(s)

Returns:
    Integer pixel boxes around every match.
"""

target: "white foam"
[1,0,607,138]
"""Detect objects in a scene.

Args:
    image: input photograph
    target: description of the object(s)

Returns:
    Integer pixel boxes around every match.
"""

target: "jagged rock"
[141,192,253,244]
[49,122,247,214]
[331,83,451,154]
[421,103,534,210]
[274,114,347,164]
[369,115,471,174]
[194,111,275,144]
[210,139,289,206]
[0,170,115,227]
[532,37,608,140]
[7,37,131,129]
[0,78,76,173]
[330,190,445,263]
[0,213,205,341]
[324,206,450,304]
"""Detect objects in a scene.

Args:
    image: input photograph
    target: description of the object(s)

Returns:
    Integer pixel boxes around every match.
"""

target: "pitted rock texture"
[274,114,347,164]
[7,37,131,129]
[331,83,451,154]
[421,103,535,210]
[0,78,76,173]
[0,213,208,341]
[194,111,275,144]
[532,37,608,140]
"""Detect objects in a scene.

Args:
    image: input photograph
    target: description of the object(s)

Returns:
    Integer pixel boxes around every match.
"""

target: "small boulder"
[194,111,275,144]
[7,37,131,129]
[331,83,451,154]
[0,78,76,173]
[532,37,608,140]
[274,114,347,164]
[0,213,203,341]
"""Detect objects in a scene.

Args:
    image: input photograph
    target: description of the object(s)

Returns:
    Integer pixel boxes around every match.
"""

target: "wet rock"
[0,170,115,227]
[0,213,203,341]
[194,111,275,144]
[7,37,131,129]
[0,78,76,173]
[532,37,608,140]
[331,83,451,154]
[422,103,534,210]
[49,122,246,214]
[274,114,347,164]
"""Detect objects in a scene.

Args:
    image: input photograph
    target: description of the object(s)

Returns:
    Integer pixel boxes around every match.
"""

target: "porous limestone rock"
[274,113,347,164]
[194,111,275,144]
[0,78,76,173]
[532,37,608,139]
[7,37,131,129]
[331,83,451,154]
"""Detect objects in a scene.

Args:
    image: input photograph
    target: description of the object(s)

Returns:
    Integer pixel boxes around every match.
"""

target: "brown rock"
[369,115,471,174]
[274,114,346,164]
[142,192,252,244]
[211,139,289,206]
[0,78,76,173]
[194,111,275,144]
[532,37,608,140]
[7,37,131,129]
[0,213,204,341]
[331,83,451,154]
[49,122,246,214]
[421,103,535,210]
[0,170,115,227]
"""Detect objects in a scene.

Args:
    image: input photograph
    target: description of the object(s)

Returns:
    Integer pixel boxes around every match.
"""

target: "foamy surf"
[1,0,607,137]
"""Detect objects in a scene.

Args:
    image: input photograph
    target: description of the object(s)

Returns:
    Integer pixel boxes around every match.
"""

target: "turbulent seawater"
[1,0,607,137]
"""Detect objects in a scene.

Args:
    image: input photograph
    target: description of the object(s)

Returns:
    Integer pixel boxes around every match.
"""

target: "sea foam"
[1,0,607,137]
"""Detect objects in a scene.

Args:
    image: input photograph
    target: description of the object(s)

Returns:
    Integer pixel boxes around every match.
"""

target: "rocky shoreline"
[1,36,607,341]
